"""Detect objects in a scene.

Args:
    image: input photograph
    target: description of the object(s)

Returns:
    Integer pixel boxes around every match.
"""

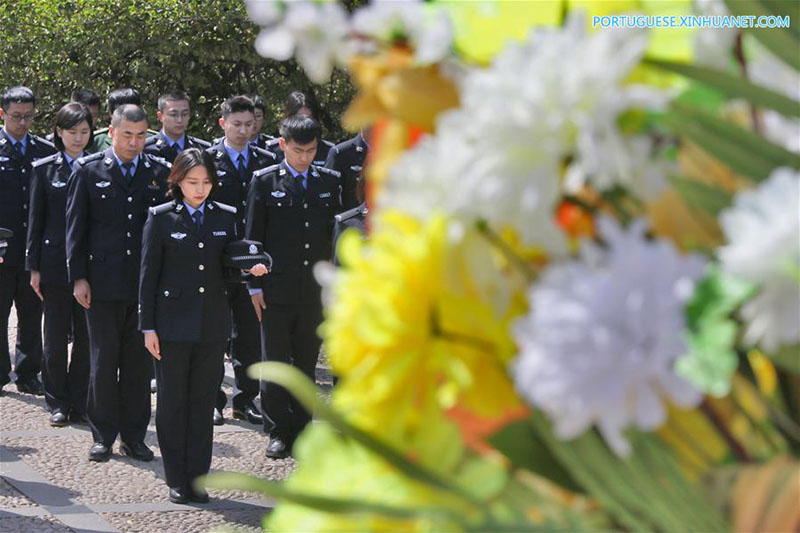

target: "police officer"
[66,104,170,462]
[207,95,276,426]
[0,86,56,396]
[266,91,334,167]
[248,94,274,150]
[246,115,341,458]
[27,103,93,425]
[144,91,211,163]
[87,89,157,154]
[45,89,101,143]
[325,129,369,212]
[140,148,268,504]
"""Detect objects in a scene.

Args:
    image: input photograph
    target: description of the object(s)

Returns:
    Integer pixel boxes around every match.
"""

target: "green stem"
[700,399,751,462]
[475,219,536,283]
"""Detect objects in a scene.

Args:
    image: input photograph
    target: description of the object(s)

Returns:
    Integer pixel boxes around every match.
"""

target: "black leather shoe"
[69,411,88,424]
[232,404,263,425]
[49,410,68,427]
[212,408,224,426]
[16,378,44,396]
[120,441,154,462]
[189,486,210,503]
[265,436,290,459]
[169,486,189,504]
[89,443,112,462]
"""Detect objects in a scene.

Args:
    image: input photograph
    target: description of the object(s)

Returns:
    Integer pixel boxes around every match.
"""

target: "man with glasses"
[0,86,55,396]
[144,91,210,163]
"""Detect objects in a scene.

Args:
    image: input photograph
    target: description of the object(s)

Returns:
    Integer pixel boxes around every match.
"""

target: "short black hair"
[53,103,94,152]
[166,148,219,201]
[279,115,321,145]
[107,88,141,115]
[249,94,266,112]
[157,91,190,112]
[2,86,35,109]
[71,88,100,108]
[283,90,319,120]
[221,95,255,118]
[110,104,147,128]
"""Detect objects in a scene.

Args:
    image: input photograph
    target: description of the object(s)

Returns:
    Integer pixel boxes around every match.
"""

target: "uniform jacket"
[266,137,334,168]
[331,202,367,267]
[26,152,74,285]
[206,139,276,236]
[0,133,56,268]
[139,200,238,342]
[251,132,275,150]
[325,133,368,212]
[143,133,211,163]
[245,160,341,306]
[65,148,170,301]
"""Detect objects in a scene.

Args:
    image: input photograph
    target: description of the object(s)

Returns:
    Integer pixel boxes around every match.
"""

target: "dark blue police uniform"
[144,132,211,163]
[0,130,56,391]
[325,132,368,212]
[206,140,275,416]
[26,152,89,416]
[246,160,341,443]
[65,148,170,448]
[266,137,334,168]
[139,199,237,490]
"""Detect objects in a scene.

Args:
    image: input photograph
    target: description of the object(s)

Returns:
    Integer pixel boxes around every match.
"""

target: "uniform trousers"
[85,300,151,446]
[260,302,323,439]
[0,266,42,386]
[156,340,225,488]
[216,282,261,411]
[41,284,89,414]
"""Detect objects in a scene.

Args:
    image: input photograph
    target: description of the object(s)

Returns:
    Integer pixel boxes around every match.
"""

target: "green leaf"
[645,58,800,118]
[248,362,484,507]
[669,176,733,217]
[677,266,755,396]
[767,343,800,373]
[725,0,800,71]
[200,471,468,523]
[674,82,727,114]
[453,457,508,500]
[488,420,583,493]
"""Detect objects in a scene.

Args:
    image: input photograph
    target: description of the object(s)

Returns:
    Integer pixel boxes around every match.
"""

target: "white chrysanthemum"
[718,168,800,352]
[691,0,737,68]
[512,218,706,456]
[380,14,666,251]
[248,0,349,84]
[350,0,453,64]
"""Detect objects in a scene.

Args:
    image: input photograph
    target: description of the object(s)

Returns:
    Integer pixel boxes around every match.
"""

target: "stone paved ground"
[1,307,333,532]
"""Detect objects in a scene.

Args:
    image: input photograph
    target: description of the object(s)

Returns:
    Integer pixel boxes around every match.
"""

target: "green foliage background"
[0,0,357,142]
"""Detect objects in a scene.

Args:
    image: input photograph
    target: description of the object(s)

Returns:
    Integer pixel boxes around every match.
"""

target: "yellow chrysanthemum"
[323,212,526,468]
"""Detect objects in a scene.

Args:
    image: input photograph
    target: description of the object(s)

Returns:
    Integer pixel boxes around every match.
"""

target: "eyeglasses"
[165,112,191,119]
[6,113,35,123]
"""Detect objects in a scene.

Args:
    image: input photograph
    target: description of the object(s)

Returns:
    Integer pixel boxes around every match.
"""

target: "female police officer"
[27,103,93,426]
[138,148,266,504]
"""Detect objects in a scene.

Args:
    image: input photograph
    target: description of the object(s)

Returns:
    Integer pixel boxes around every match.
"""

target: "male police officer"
[207,95,276,426]
[144,91,210,162]
[0,86,56,396]
[246,115,341,458]
[72,89,101,126]
[87,89,144,154]
[325,129,369,212]
[249,94,274,150]
[66,104,170,462]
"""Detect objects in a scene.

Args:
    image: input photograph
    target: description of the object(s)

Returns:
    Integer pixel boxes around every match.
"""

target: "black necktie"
[122,162,133,182]
[237,153,246,181]
[171,142,180,159]
[13,142,23,158]
[192,209,203,229]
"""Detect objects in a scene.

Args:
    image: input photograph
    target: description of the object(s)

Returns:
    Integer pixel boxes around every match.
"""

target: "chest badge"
[271,190,286,198]
[170,232,187,240]
[216,170,226,176]
[318,192,331,198]
[147,179,160,190]
[51,181,67,188]
[95,181,111,188]
[212,230,227,236]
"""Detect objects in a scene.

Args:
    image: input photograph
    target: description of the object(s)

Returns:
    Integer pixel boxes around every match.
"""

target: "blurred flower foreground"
[205,1,800,531]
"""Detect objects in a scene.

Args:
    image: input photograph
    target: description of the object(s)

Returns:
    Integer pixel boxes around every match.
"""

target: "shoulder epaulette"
[76,152,105,166]
[149,201,175,216]
[94,127,110,135]
[322,139,335,148]
[212,201,237,214]
[314,165,341,178]
[190,136,211,148]
[30,134,55,149]
[31,153,59,168]
[147,155,172,168]
[251,145,277,160]
[266,138,281,149]
[335,204,367,223]
[253,163,282,179]
[212,136,224,145]
[144,136,159,147]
